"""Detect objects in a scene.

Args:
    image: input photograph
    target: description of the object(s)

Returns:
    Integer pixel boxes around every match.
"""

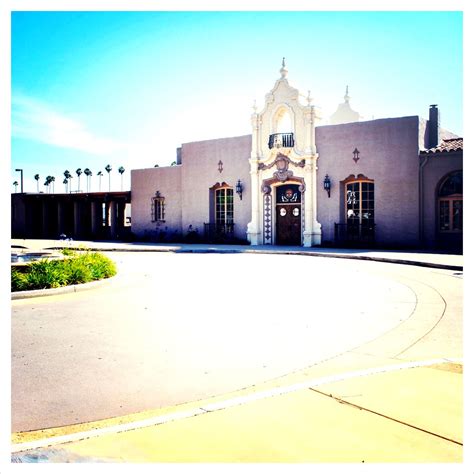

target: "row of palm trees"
[28,165,126,194]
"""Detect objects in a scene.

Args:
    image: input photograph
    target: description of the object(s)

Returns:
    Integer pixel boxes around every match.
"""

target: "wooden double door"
[276,203,301,246]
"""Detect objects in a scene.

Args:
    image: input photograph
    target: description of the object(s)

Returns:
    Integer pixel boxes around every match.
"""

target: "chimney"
[176,147,182,165]
[428,104,439,148]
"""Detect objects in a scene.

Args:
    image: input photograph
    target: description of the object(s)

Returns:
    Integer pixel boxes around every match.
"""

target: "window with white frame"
[346,180,374,226]
[215,187,234,225]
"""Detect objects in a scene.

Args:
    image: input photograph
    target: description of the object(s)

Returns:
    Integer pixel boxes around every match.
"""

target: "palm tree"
[63,178,68,193]
[50,176,55,193]
[44,176,52,193]
[118,166,125,191]
[97,171,103,191]
[84,168,92,192]
[13,181,18,193]
[34,174,40,192]
[76,168,82,192]
[105,164,112,191]
[64,170,72,193]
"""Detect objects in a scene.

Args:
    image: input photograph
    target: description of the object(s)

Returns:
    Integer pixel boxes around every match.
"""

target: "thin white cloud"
[12,94,124,155]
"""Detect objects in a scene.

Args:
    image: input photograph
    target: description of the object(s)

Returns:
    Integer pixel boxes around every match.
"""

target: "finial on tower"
[307,90,313,105]
[252,100,257,113]
[280,57,288,78]
[344,85,350,103]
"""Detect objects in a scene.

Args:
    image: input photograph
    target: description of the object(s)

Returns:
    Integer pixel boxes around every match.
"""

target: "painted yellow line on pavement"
[21,368,463,463]
[12,357,461,453]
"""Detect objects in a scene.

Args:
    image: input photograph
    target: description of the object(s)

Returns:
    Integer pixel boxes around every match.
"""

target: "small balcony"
[268,133,294,149]
[334,222,376,247]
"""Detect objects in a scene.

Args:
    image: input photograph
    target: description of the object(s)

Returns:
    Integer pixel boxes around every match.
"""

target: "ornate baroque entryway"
[246,59,322,247]
[275,184,301,245]
[260,154,306,245]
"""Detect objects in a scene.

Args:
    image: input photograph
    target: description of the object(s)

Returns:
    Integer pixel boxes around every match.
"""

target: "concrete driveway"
[11,252,462,433]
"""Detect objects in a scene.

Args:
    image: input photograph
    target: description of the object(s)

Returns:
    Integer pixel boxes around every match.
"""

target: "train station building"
[12,61,463,252]
[130,61,463,252]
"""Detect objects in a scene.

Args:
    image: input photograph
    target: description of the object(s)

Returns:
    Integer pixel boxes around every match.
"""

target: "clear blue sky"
[11,11,463,193]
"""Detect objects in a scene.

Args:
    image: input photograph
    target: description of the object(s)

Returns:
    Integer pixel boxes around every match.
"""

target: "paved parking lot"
[11,242,464,462]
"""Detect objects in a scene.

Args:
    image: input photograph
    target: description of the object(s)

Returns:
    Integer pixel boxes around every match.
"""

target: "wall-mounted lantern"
[217,160,223,173]
[236,179,243,200]
[323,174,331,197]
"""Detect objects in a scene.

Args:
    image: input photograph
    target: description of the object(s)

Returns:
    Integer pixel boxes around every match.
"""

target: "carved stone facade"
[247,60,322,247]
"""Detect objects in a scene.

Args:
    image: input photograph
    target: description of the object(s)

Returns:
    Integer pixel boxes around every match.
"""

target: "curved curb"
[173,248,463,271]
[11,275,117,300]
[300,252,463,272]
[45,246,463,272]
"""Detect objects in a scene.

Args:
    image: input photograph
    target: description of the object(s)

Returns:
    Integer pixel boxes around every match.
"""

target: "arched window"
[268,107,295,149]
[345,178,375,226]
[438,171,462,232]
[276,109,292,134]
[215,186,234,225]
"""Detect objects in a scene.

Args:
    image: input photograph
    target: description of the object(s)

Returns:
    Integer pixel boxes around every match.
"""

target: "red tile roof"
[421,138,463,154]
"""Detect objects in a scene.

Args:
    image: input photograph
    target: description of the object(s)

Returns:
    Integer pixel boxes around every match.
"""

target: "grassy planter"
[11,251,117,292]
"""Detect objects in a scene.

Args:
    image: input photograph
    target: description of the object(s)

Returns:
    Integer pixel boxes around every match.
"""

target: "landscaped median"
[11,249,117,292]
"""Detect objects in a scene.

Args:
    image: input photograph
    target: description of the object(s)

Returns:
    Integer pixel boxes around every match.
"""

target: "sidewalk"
[11,238,464,271]
[12,357,463,462]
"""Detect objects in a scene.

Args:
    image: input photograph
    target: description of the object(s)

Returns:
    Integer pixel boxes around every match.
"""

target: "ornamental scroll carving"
[261,177,306,195]
[258,153,305,183]
[263,194,272,244]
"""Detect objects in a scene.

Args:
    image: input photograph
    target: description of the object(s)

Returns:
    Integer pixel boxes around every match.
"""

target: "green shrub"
[11,252,117,292]
[63,258,93,284]
[60,248,76,257]
[11,268,28,291]
[83,252,117,279]
[25,259,68,289]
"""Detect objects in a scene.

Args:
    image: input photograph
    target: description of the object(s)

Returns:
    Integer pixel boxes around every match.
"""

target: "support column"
[302,155,321,247]
[98,201,105,236]
[110,201,118,239]
[104,201,110,237]
[247,107,262,245]
[74,201,82,238]
[117,201,126,236]
[90,201,100,237]
[246,161,261,245]
[42,200,48,238]
[57,201,64,235]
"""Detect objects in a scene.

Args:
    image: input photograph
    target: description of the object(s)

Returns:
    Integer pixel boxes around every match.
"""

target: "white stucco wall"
[131,166,182,240]
[180,135,252,241]
[315,116,422,247]
[130,114,460,250]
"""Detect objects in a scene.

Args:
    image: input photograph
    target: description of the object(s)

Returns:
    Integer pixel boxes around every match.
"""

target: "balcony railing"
[334,222,376,247]
[204,222,235,243]
[268,133,294,149]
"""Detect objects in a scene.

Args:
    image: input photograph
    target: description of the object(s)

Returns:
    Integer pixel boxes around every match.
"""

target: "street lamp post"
[15,169,24,193]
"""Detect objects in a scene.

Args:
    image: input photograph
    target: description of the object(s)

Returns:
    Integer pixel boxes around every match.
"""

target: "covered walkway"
[11,192,131,241]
